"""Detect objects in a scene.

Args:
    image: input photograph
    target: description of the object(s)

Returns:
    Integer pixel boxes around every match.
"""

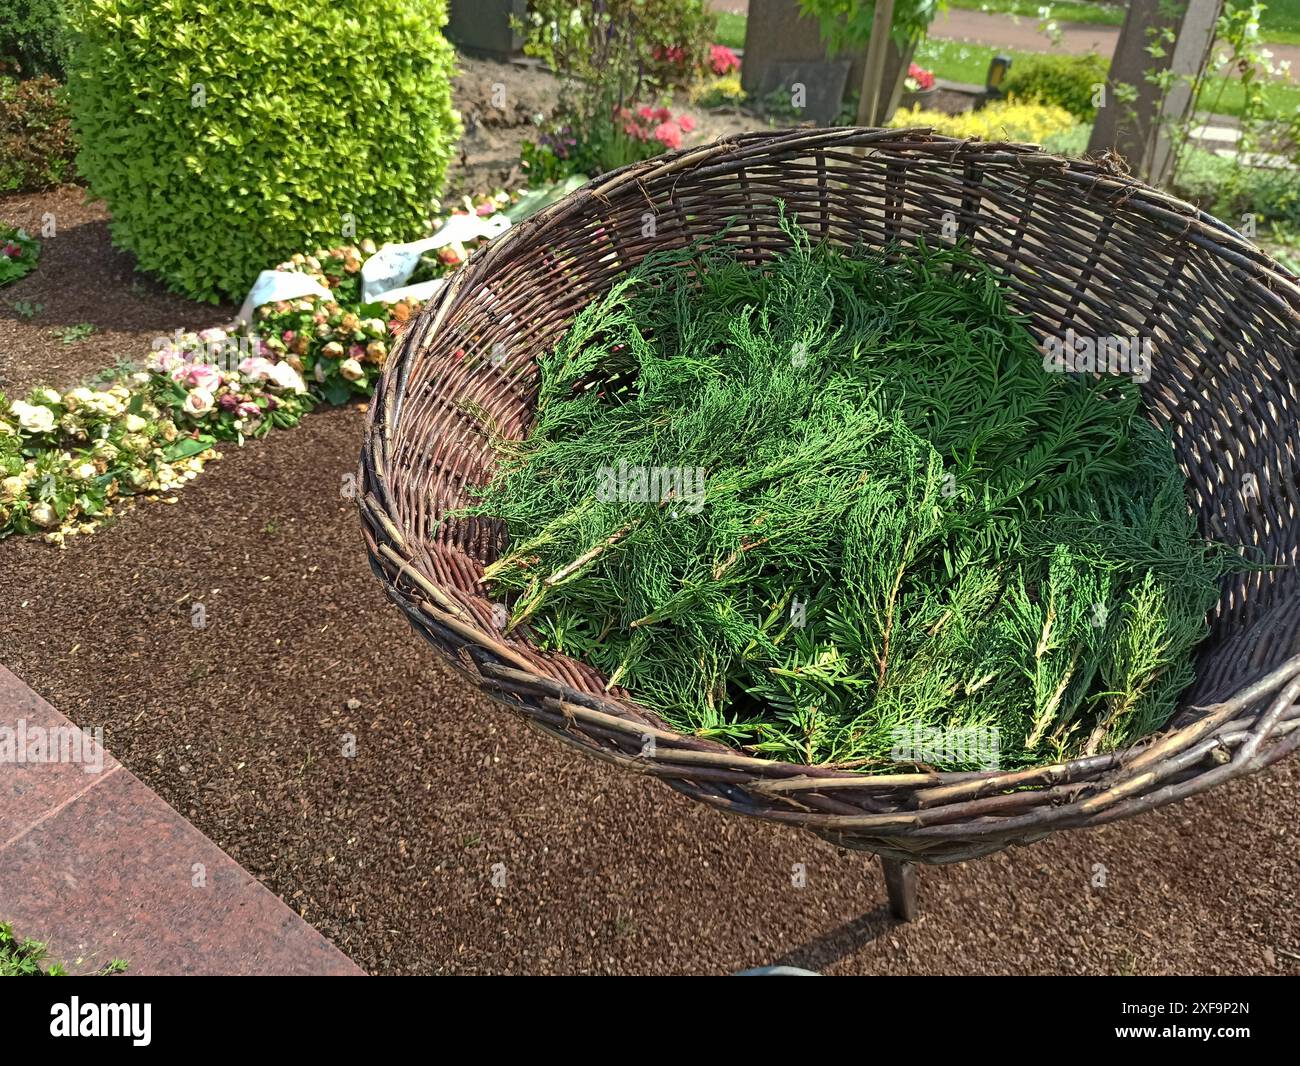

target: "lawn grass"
[716,11,747,50]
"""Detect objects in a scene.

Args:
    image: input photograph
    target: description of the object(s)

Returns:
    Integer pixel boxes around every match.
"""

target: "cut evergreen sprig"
[452,208,1235,771]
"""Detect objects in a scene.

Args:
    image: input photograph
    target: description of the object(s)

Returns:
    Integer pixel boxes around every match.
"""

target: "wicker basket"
[358,128,1300,874]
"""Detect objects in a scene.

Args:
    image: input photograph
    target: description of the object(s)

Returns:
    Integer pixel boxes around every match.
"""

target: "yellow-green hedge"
[891,99,1080,146]
[66,0,461,302]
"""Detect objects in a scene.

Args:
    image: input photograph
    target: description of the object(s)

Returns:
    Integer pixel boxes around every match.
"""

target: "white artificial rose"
[10,401,56,434]
[266,361,307,394]
[62,387,93,412]
[124,414,147,433]
[339,358,364,382]
[74,462,98,480]
[29,501,58,527]
[1,475,26,500]
[183,388,215,417]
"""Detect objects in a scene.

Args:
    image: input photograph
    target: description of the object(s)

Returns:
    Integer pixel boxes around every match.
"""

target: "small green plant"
[0,225,40,286]
[66,0,462,302]
[11,298,43,317]
[53,322,94,343]
[0,920,127,975]
[0,921,64,975]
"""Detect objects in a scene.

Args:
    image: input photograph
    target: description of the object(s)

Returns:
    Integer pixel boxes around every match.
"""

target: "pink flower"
[638,105,654,120]
[150,346,185,372]
[679,114,696,133]
[173,363,221,392]
[238,356,276,382]
[710,45,740,76]
[653,122,682,150]
[908,63,935,91]
[2,242,21,258]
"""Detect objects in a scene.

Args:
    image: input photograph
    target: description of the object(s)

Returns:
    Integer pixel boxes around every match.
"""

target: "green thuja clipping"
[456,209,1237,771]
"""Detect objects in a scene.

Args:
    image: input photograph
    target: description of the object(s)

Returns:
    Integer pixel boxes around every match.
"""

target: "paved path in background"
[709,1,1300,75]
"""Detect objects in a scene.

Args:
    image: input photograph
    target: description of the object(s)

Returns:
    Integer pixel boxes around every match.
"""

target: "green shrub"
[523,0,716,91]
[0,66,76,191]
[66,0,461,303]
[0,0,70,79]
[1173,144,1300,229]
[1003,52,1109,120]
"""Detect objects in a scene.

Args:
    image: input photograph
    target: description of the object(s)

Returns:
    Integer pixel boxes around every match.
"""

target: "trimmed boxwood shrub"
[1003,52,1110,120]
[65,0,461,303]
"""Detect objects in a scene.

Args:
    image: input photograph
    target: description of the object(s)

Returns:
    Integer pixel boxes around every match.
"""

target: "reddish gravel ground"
[2,93,1298,976]
[0,184,234,395]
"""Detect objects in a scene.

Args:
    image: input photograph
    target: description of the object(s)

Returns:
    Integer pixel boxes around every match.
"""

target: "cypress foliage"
[457,214,1233,771]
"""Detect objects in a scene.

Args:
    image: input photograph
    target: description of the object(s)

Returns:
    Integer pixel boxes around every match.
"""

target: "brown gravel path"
[0,402,1296,975]
[0,185,234,395]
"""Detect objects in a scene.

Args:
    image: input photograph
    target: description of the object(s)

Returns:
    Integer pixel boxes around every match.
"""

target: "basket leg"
[881,857,919,922]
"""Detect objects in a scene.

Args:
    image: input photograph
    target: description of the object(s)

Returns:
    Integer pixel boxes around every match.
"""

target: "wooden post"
[856,0,897,126]
[1087,0,1222,184]
[881,856,919,921]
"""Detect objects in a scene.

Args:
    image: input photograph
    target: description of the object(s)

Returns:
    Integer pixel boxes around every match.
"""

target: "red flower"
[653,121,682,150]
[710,44,740,76]
[908,63,935,91]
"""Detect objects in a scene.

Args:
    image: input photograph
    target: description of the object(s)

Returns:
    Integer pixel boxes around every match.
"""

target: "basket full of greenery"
[359,129,1300,873]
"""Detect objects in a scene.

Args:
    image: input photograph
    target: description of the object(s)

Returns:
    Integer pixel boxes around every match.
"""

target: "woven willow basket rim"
[359,128,1300,863]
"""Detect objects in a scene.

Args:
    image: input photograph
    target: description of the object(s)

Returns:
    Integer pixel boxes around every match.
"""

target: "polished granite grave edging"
[0,664,364,976]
